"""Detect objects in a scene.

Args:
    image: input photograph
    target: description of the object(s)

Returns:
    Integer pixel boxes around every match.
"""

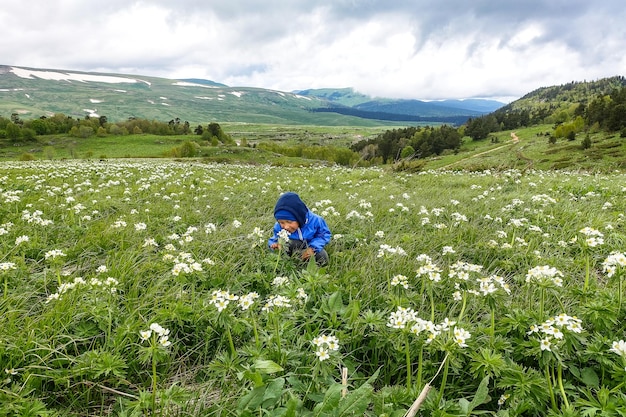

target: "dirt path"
[437,132,520,170]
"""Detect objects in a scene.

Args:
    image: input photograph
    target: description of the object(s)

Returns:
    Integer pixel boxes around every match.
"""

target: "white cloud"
[1,0,625,100]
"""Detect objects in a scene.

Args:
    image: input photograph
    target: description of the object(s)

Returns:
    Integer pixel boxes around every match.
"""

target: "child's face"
[278,219,299,233]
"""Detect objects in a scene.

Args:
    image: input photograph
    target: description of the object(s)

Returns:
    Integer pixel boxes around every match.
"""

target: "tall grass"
[1,160,625,416]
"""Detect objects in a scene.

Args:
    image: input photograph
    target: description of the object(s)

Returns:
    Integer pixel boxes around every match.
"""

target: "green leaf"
[313,384,343,416]
[468,376,490,410]
[328,291,344,313]
[263,377,286,408]
[255,359,284,374]
[336,381,373,416]
[240,369,264,387]
[237,386,267,411]
[458,398,470,414]
[580,367,600,387]
[270,395,302,417]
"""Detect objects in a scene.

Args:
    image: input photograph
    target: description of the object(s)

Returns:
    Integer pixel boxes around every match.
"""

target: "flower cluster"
[578,227,604,248]
[247,226,266,247]
[21,209,53,226]
[272,276,289,287]
[0,262,17,272]
[415,254,442,282]
[449,261,483,281]
[610,340,626,357]
[377,244,407,258]
[312,333,340,361]
[453,326,472,348]
[602,252,626,278]
[390,274,409,289]
[277,229,290,246]
[238,292,260,311]
[527,313,583,352]
[472,275,511,296]
[525,265,564,287]
[167,251,204,276]
[46,276,119,303]
[261,294,292,312]
[208,289,239,312]
[140,322,172,347]
[44,249,66,261]
[530,194,557,206]
[387,307,469,346]
[296,287,309,303]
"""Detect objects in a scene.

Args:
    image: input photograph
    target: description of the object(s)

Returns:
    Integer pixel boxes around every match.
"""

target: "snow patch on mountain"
[10,67,151,85]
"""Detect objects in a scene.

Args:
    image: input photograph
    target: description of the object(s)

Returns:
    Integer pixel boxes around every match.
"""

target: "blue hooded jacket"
[268,192,332,253]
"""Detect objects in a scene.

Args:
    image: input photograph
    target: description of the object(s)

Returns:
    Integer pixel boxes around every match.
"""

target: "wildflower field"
[1,159,626,417]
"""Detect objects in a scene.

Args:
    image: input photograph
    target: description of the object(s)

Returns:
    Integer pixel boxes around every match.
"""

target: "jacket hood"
[273,192,308,227]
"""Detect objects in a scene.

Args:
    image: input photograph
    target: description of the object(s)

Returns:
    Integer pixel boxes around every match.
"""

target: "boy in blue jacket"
[268,192,331,266]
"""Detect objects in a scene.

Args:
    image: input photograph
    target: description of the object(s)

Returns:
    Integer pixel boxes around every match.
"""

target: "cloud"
[1,0,625,101]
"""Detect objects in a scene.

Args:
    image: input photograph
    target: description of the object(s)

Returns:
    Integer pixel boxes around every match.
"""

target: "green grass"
[3,123,625,174]
[424,125,626,172]
[1,159,626,415]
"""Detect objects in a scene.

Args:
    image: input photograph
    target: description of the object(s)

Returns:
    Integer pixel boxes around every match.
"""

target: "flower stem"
[583,251,590,291]
[151,343,158,415]
[226,326,236,357]
[490,307,495,341]
[436,355,450,406]
[416,345,423,391]
[557,363,570,409]
[618,276,623,312]
[428,286,435,322]
[273,313,282,360]
[252,315,260,349]
[457,292,467,322]
[545,365,557,411]
[405,333,411,388]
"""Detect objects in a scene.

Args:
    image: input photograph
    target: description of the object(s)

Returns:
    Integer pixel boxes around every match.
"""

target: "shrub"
[18,152,35,161]
[169,140,200,157]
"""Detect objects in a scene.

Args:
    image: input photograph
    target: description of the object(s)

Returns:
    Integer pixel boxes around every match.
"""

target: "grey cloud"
[1,0,625,99]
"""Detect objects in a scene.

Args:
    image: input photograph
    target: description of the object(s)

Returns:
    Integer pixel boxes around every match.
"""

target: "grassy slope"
[0,70,423,126]
[423,126,626,172]
[1,123,625,173]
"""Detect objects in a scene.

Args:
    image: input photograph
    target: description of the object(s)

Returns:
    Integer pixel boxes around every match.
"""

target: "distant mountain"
[0,65,503,126]
[295,88,505,117]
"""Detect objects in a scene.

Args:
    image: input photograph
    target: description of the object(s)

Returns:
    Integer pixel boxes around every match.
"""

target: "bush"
[18,152,36,161]
[392,158,426,172]
[169,140,200,157]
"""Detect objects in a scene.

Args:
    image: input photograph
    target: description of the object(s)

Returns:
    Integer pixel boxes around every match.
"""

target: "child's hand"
[301,247,315,260]
[270,243,279,250]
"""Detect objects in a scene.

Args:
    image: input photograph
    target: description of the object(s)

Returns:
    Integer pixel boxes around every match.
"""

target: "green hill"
[0,65,501,126]
[0,66,398,126]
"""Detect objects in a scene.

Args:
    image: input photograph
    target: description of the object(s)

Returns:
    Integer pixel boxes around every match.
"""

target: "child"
[268,192,331,266]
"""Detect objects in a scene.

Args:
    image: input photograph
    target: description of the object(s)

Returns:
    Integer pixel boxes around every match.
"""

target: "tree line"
[0,113,233,144]
[350,125,462,164]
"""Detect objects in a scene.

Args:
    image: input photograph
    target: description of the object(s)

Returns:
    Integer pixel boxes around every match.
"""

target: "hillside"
[496,76,626,117]
[0,65,502,126]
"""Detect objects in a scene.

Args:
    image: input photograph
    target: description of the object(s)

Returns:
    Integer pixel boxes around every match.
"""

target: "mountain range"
[0,65,504,126]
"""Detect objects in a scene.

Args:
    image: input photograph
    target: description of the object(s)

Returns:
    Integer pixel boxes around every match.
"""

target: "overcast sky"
[1,1,625,102]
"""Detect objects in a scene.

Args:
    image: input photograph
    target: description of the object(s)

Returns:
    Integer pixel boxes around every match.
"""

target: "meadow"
[1,159,626,416]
